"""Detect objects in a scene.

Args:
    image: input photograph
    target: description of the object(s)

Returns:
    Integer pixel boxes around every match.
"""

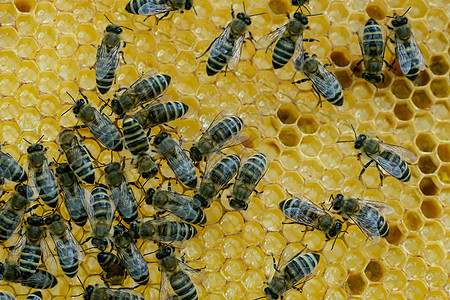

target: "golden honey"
[0,0,448,299]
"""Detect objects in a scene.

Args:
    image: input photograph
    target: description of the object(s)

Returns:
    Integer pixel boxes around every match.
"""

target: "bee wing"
[81,188,95,227]
[165,190,199,212]
[0,200,25,242]
[292,33,305,72]
[95,42,120,80]
[117,181,137,219]
[308,63,340,99]
[275,245,303,275]
[178,259,206,285]
[6,234,26,263]
[118,241,148,283]
[202,110,233,136]
[396,33,426,74]
[166,143,196,183]
[227,35,245,71]
[26,166,40,203]
[86,109,119,147]
[40,237,58,275]
[159,269,172,300]
[371,155,403,178]
[255,25,288,49]
[69,185,91,217]
[110,187,121,208]
[123,71,168,105]
[293,52,305,72]
[0,152,14,180]
[378,140,417,163]
[282,196,325,227]
[22,269,55,286]
[219,132,249,151]
[209,25,232,59]
[136,0,173,15]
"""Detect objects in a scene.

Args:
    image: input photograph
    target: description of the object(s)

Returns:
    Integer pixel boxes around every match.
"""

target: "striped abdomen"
[179,206,206,225]
[123,115,150,156]
[162,140,197,188]
[206,38,235,76]
[56,240,79,277]
[284,252,320,283]
[210,154,240,188]
[22,269,57,289]
[159,221,198,242]
[126,0,166,15]
[206,116,243,153]
[92,187,113,220]
[117,189,138,224]
[96,64,117,94]
[66,146,95,184]
[321,74,343,106]
[273,37,295,69]
[19,242,41,278]
[0,153,27,182]
[89,111,123,151]
[34,169,59,208]
[380,150,411,182]
[236,153,267,186]
[279,198,317,222]
[0,210,21,242]
[0,291,15,300]
[134,101,189,129]
[25,291,43,300]
[133,73,171,104]
[97,251,126,285]
[362,19,384,57]
[403,47,421,81]
[169,271,198,300]
[361,205,390,237]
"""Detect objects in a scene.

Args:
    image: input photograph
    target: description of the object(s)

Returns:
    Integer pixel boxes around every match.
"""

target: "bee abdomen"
[0,291,15,300]
[170,271,198,300]
[185,209,206,225]
[58,245,79,277]
[96,68,116,95]
[22,269,58,289]
[207,40,234,76]
[92,187,112,219]
[141,74,171,100]
[273,38,295,69]
[210,154,241,184]
[237,153,267,184]
[69,152,95,184]
[161,221,198,241]
[0,212,19,242]
[210,116,243,145]
[123,116,150,156]
[377,216,390,237]
[25,291,43,300]
[285,252,320,282]
[35,172,59,208]
[19,243,41,278]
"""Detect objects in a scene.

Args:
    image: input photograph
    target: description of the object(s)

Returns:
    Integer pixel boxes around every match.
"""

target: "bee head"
[229,199,248,211]
[111,99,123,116]
[185,0,193,10]
[15,184,28,195]
[392,15,408,27]
[294,12,308,25]
[92,238,109,251]
[193,194,210,208]
[354,134,367,149]
[142,167,158,179]
[145,188,155,205]
[27,215,44,226]
[105,162,121,174]
[156,245,173,259]
[237,12,252,25]
[84,285,94,298]
[153,132,169,145]
[44,213,60,225]
[328,220,343,238]
[26,143,44,154]
[331,194,344,211]
[362,73,383,84]
[264,287,279,300]
[73,99,86,115]
[106,24,123,34]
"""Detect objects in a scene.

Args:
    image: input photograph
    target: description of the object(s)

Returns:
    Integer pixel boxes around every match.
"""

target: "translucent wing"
[293,52,305,72]
[95,41,121,80]
[51,229,85,269]
[105,287,144,298]
[0,152,14,180]
[255,25,287,50]
[396,33,426,74]
[81,188,95,227]
[26,164,40,203]
[355,198,394,215]
[110,186,121,208]
[118,240,149,282]
[371,155,403,178]
[165,142,196,185]
[291,32,304,71]
[164,191,200,214]
[178,259,205,285]
[275,246,314,287]
[307,63,340,99]
[86,109,120,149]
[209,26,232,60]
[396,40,411,74]
[63,185,91,220]
[218,132,249,152]
[282,196,326,228]
[227,35,244,70]
[137,0,173,15]
[121,71,168,106]
[40,237,58,275]
[6,235,26,263]
[378,140,417,162]
[0,199,25,241]
[117,181,137,221]
[201,110,233,136]
[22,269,55,286]
[159,269,172,300]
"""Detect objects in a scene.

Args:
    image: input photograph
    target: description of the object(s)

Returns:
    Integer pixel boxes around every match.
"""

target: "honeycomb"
[0,0,448,299]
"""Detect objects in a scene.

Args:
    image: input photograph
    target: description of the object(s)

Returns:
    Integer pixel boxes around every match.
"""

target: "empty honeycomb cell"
[265,162,284,184]
[373,90,395,111]
[414,111,435,131]
[421,197,443,219]
[259,138,282,160]
[393,101,415,121]
[430,78,450,99]
[416,132,437,152]
[405,280,428,299]
[385,223,407,245]
[383,270,407,292]
[411,89,434,110]
[321,169,344,189]
[364,260,386,283]
[437,144,450,162]
[429,55,449,75]
[204,271,226,292]
[365,0,388,19]
[319,146,342,168]
[390,78,413,99]
[419,176,441,196]
[297,114,319,134]
[268,0,289,14]
[242,269,265,292]
[276,103,299,125]
[0,121,21,143]
[376,111,398,132]
[422,220,445,241]
[424,243,446,265]
[435,121,450,141]
[403,210,425,231]
[418,154,439,174]
[241,221,265,245]
[405,256,427,279]
[57,58,78,80]
[278,126,301,147]
[333,69,353,89]
[346,273,368,295]
[426,31,449,53]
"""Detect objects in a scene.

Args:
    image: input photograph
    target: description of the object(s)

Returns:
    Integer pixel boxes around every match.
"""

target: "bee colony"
[0,0,448,299]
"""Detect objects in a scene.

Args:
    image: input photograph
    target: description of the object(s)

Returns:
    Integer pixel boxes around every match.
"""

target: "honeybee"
[279,196,343,245]
[0,261,58,289]
[0,146,27,183]
[0,184,33,243]
[57,129,95,184]
[156,245,202,300]
[194,154,241,208]
[337,125,417,184]
[97,251,126,285]
[256,12,317,70]
[96,16,126,95]
[145,187,206,225]
[330,194,394,242]
[354,18,389,85]
[228,153,268,211]
[132,101,189,130]
[122,115,150,156]
[111,72,171,116]
[104,161,138,224]
[201,4,264,76]
[82,284,145,300]
[133,152,159,179]
[263,247,320,299]
[25,138,59,208]
[0,291,14,300]
[153,132,197,188]
[129,217,198,244]
[189,113,246,162]
[387,8,426,81]
[44,213,85,278]
[112,225,149,286]
[9,214,56,279]
[25,292,43,300]
[125,0,193,21]
[84,185,115,251]
[55,164,90,227]
[293,52,344,106]
[68,92,123,152]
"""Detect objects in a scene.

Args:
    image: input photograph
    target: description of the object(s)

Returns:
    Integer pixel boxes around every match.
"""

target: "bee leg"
[231,5,235,18]
[386,25,393,30]
[353,59,363,74]
[270,253,279,271]
[292,78,310,84]
[384,60,393,70]
[311,85,323,107]
[359,159,374,180]
[73,124,88,130]
[119,51,126,64]
[375,163,384,186]
[196,37,218,59]
[303,38,319,43]
[357,153,362,160]
[281,221,296,224]
[154,11,170,25]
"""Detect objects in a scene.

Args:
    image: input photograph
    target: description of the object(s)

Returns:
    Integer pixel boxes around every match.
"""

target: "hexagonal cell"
[411,89,433,109]
[426,31,449,53]
[278,126,301,147]
[14,0,35,12]
[421,198,443,219]
[297,114,319,134]
[429,55,449,75]
[334,68,353,89]
[15,15,37,36]
[276,103,299,125]
[383,269,407,292]
[385,223,407,245]
[403,210,424,231]
[419,176,441,196]
[415,132,437,152]
[0,27,19,49]
[390,78,413,99]
[329,25,351,47]
[364,260,386,282]
[330,47,351,67]
[16,60,39,83]
[346,273,368,295]
[437,144,450,162]
[56,36,78,58]
[299,135,322,157]
[17,84,39,106]
[437,165,450,184]
[418,155,439,174]
[414,69,431,87]
[352,81,375,100]
[414,111,434,131]
[365,0,388,19]
[393,101,414,121]
[34,1,56,24]
[430,78,450,98]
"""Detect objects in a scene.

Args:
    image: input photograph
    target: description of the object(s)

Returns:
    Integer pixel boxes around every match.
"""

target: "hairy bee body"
[104,162,138,224]
[58,129,95,184]
[122,115,150,156]
[133,101,189,129]
[0,185,31,243]
[153,132,197,188]
[145,188,206,225]
[83,284,145,300]
[264,252,320,300]
[72,95,123,151]
[0,148,27,183]
[125,0,193,16]
[229,153,267,210]
[0,262,57,289]
[25,292,43,300]
[112,226,149,285]
[55,164,89,227]
[97,251,126,286]
[133,152,159,179]
[111,73,171,116]
[190,115,244,162]
[194,154,240,208]
[96,24,124,94]
[129,218,198,243]
[26,143,59,208]
[18,215,46,279]
[88,186,114,251]
[280,197,343,240]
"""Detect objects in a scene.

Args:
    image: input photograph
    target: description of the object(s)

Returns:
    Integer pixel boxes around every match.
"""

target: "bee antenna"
[119,25,134,31]
[253,297,266,300]
[401,7,411,17]
[77,275,85,289]
[66,91,76,103]
[350,124,357,139]
[36,135,44,144]
[307,13,323,17]
[192,6,198,16]
[104,14,114,25]
[331,234,339,250]
[23,138,32,145]
[242,1,246,14]
[250,12,266,17]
